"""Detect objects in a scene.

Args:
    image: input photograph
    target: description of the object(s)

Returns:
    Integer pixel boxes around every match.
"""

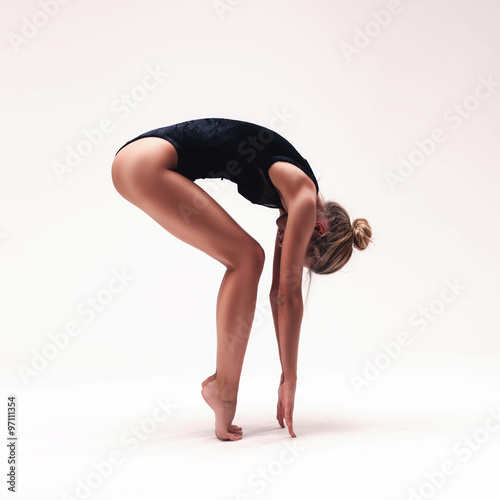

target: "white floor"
[6,367,500,500]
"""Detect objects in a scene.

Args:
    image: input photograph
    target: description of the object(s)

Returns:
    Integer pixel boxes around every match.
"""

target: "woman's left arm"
[276,194,316,380]
[276,194,317,439]
[276,195,316,437]
[268,161,317,437]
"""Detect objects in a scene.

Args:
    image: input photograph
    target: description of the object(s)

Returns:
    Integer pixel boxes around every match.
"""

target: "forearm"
[270,289,282,365]
[276,298,303,381]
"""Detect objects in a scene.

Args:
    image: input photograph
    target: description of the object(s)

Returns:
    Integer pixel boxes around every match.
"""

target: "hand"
[277,374,297,438]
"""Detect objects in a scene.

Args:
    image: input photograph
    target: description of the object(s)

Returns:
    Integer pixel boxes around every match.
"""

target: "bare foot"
[201,374,242,435]
[201,378,242,441]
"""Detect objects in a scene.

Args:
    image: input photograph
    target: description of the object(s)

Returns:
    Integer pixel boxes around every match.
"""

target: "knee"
[253,244,266,272]
[249,243,265,274]
[229,241,265,274]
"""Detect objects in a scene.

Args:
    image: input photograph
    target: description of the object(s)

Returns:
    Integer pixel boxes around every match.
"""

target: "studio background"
[1,1,499,499]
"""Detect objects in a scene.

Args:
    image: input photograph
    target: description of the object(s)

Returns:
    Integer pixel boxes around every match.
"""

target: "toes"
[229,424,242,434]
[216,430,242,441]
[216,424,242,440]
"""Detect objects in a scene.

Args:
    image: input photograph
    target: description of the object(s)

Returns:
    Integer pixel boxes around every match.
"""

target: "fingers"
[277,400,285,428]
[278,400,297,436]
[284,403,296,438]
[277,378,296,435]
[285,417,296,438]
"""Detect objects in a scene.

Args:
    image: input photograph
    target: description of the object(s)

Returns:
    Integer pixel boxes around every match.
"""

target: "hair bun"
[352,218,372,250]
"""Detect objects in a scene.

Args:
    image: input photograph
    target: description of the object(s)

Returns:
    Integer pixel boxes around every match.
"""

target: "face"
[276,213,326,266]
[276,213,288,247]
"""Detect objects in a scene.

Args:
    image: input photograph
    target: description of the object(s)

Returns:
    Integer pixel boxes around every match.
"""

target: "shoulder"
[268,161,317,211]
[268,161,317,193]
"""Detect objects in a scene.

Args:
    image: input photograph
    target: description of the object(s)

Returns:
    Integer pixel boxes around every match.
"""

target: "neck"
[316,194,326,223]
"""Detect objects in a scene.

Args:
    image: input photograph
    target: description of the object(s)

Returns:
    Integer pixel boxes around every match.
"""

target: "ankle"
[213,377,238,402]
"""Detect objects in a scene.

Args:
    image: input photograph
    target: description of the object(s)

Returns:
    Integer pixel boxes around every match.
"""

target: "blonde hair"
[305,196,372,277]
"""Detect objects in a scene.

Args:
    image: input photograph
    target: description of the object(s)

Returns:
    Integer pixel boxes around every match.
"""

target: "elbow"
[269,288,279,307]
[276,292,303,309]
[270,284,303,309]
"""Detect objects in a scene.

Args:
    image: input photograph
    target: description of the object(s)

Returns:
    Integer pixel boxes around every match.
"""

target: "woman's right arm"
[270,225,288,429]
[270,223,282,365]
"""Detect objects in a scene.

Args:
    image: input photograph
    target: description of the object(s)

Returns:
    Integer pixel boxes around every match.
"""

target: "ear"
[315,221,327,236]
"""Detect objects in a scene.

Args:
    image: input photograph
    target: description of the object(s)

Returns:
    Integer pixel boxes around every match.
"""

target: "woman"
[111,118,372,441]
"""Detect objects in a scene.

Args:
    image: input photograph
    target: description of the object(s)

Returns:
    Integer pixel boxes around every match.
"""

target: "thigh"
[111,137,265,270]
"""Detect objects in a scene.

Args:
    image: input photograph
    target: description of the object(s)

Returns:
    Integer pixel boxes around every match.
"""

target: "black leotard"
[115,118,319,209]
